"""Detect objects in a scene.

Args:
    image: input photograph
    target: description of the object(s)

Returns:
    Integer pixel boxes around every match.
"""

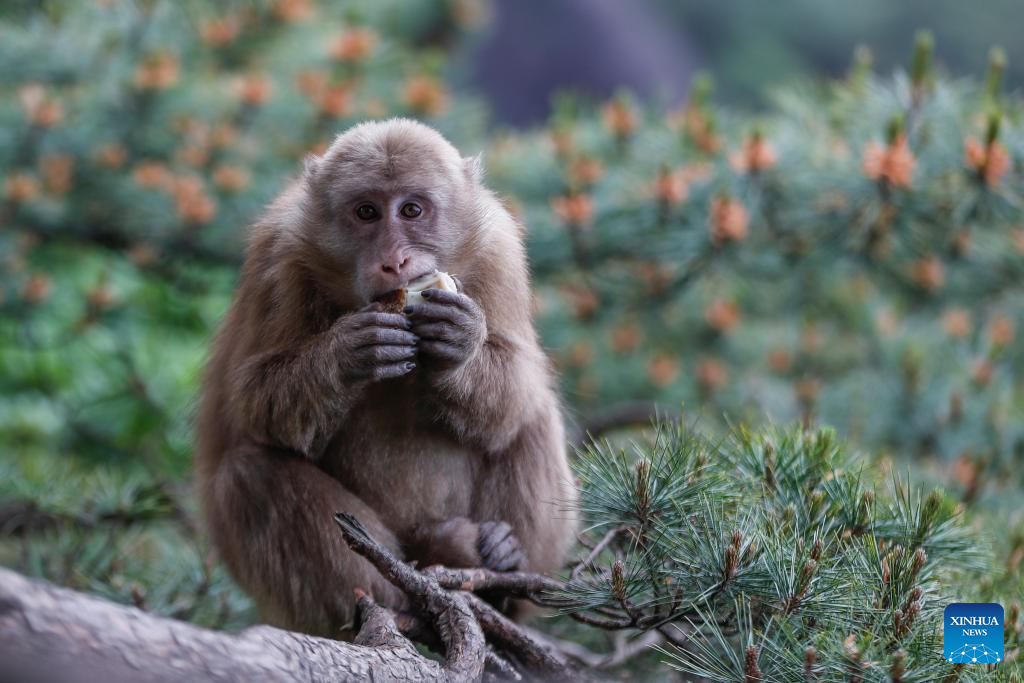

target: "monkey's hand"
[477,521,526,572]
[336,304,419,382]
[404,289,486,368]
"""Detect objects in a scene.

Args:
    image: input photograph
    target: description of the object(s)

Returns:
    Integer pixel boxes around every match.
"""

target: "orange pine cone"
[730,135,777,173]
[96,144,127,169]
[552,193,594,228]
[941,308,972,339]
[272,0,312,22]
[40,154,74,194]
[602,98,637,138]
[329,27,377,62]
[236,73,272,106]
[212,164,251,192]
[862,136,915,188]
[19,84,64,127]
[609,322,641,354]
[132,161,170,190]
[647,353,680,387]
[134,53,180,91]
[909,255,944,292]
[560,283,599,319]
[964,137,1010,186]
[22,274,52,305]
[318,83,353,118]
[403,75,449,117]
[709,196,749,245]
[199,16,240,46]
[989,315,1015,347]
[696,357,729,392]
[705,298,740,333]
[653,168,687,206]
[4,172,40,203]
[569,156,604,186]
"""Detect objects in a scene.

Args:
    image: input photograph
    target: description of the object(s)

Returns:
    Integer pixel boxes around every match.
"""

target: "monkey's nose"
[381,255,410,276]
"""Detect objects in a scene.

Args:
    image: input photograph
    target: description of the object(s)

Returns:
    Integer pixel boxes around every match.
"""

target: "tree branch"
[334,512,488,682]
[0,566,448,683]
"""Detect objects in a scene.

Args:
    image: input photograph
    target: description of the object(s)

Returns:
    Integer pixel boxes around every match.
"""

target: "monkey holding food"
[195,118,577,636]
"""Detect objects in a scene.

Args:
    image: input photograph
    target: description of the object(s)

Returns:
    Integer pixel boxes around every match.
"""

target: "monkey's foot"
[477,521,525,572]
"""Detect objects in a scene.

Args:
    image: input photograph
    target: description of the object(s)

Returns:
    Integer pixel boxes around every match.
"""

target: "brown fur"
[195,118,577,637]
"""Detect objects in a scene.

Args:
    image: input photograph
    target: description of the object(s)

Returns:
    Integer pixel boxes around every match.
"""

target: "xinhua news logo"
[943,603,1003,664]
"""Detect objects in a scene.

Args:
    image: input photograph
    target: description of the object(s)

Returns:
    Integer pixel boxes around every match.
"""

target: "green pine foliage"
[567,419,1008,680]
[1,1,1023,678]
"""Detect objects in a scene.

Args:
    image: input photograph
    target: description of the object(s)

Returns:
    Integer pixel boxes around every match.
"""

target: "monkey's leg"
[204,444,406,637]
[476,418,578,578]
[405,516,483,568]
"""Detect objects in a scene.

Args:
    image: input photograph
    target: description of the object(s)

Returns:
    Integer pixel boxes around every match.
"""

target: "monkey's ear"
[302,153,322,181]
[463,154,484,185]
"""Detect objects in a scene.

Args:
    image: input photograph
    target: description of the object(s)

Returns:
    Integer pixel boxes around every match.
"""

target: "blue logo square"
[944,603,1004,664]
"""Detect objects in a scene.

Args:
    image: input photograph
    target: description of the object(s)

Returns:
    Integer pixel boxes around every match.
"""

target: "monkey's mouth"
[402,269,436,289]
[371,270,434,302]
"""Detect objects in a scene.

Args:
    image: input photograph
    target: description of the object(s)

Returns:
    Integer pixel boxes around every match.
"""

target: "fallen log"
[0,565,467,683]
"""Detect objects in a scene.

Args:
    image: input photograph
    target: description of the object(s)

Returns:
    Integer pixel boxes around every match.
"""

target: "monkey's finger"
[409,322,456,342]
[509,549,527,571]
[478,521,513,558]
[350,312,412,330]
[352,328,419,348]
[490,547,526,572]
[490,541,526,572]
[478,520,499,539]
[402,301,466,324]
[417,340,465,363]
[369,361,416,382]
[485,534,520,567]
[420,288,480,315]
[367,344,418,363]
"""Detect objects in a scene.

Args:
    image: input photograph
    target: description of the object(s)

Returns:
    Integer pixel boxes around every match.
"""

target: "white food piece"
[405,270,458,307]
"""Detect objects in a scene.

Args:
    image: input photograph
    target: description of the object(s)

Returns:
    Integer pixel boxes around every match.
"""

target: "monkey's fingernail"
[403,306,414,314]
[412,335,420,342]
[405,362,416,370]
[421,290,432,299]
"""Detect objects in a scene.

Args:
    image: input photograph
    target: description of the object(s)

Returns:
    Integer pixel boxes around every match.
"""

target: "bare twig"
[424,566,571,608]
[353,590,415,651]
[566,610,635,630]
[522,625,663,670]
[483,647,522,681]
[463,593,582,681]
[571,526,625,580]
[334,513,488,682]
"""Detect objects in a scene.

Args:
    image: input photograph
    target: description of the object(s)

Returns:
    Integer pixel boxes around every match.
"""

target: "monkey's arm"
[231,307,418,458]
[407,289,550,452]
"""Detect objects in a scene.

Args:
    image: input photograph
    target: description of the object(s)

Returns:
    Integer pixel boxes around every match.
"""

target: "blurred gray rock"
[467,0,696,126]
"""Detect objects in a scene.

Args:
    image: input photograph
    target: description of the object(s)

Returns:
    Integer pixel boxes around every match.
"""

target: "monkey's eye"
[400,202,423,219]
[355,203,379,221]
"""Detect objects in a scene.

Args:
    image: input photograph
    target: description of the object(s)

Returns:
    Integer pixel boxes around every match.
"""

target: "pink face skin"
[343,189,441,300]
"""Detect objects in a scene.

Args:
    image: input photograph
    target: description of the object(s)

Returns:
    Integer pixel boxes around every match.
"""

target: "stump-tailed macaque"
[196,118,577,636]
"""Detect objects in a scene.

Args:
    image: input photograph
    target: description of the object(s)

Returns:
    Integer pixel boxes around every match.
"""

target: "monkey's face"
[336,185,449,302]
[306,120,476,304]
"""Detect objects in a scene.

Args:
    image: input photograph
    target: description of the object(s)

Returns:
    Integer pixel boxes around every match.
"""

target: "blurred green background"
[1,0,1022,661]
